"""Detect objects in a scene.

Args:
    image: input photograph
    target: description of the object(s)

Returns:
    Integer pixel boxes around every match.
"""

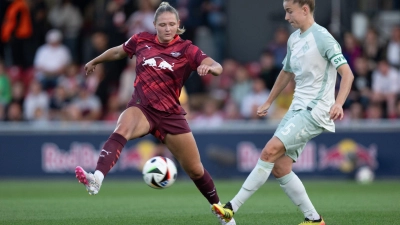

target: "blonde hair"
[154,2,185,35]
[284,0,315,13]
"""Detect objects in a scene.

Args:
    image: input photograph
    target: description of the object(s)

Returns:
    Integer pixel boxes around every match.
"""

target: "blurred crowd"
[0,0,400,125]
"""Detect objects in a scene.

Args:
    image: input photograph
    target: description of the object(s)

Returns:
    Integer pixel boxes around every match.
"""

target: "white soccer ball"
[142,156,177,189]
[355,166,374,184]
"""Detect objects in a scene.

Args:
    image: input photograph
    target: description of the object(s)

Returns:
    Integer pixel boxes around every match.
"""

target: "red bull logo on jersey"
[319,139,378,173]
[142,57,175,71]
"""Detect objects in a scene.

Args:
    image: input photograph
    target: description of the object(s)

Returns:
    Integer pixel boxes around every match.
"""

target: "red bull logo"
[142,57,174,71]
[237,141,317,172]
[41,140,167,173]
[319,139,378,173]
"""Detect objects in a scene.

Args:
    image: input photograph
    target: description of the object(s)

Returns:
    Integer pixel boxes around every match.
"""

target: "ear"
[302,5,309,15]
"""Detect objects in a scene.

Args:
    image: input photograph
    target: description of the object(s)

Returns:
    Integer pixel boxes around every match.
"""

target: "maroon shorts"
[127,100,191,142]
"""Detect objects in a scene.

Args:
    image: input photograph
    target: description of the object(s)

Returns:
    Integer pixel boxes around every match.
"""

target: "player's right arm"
[257,70,294,116]
[85,45,128,75]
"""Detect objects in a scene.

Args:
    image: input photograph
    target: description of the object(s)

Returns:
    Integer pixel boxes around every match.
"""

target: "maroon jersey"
[122,32,208,114]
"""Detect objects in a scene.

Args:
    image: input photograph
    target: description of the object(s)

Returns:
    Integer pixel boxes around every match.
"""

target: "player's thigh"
[114,106,150,140]
[163,132,203,179]
[275,110,323,162]
[272,155,293,178]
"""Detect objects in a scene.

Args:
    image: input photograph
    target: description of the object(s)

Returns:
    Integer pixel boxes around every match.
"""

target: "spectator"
[230,66,252,107]
[365,102,384,120]
[23,80,49,120]
[348,101,365,121]
[5,102,23,121]
[0,104,5,121]
[49,85,70,120]
[48,0,83,61]
[1,0,33,68]
[67,85,102,121]
[102,93,120,122]
[266,27,289,68]
[222,100,242,120]
[191,97,223,127]
[342,32,362,69]
[363,28,384,69]
[30,0,50,64]
[57,63,84,99]
[258,50,281,91]
[125,0,156,37]
[34,29,71,91]
[118,56,137,108]
[371,59,399,118]
[270,78,295,120]
[0,61,12,105]
[10,81,25,106]
[240,77,272,120]
[386,26,400,69]
[350,56,372,108]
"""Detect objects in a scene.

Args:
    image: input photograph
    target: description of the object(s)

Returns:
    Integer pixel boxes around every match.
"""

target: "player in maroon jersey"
[75,2,236,224]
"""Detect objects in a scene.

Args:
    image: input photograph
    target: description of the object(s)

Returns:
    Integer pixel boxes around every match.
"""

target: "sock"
[94,170,104,184]
[192,169,220,204]
[95,133,127,176]
[231,159,274,212]
[277,171,320,220]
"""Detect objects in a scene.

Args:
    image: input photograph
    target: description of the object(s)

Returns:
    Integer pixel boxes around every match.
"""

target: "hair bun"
[159,1,170,7]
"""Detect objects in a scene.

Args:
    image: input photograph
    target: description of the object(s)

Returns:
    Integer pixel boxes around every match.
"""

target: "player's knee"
[272,165,290,178]
[260,142,283,161]
[114,126,132,140]
[184,164,203,179]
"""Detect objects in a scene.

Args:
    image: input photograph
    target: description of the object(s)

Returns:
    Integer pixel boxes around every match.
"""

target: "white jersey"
[282,23,347,132]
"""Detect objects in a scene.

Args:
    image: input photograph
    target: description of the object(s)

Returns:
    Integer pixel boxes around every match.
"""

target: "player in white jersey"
[211,0,354,224]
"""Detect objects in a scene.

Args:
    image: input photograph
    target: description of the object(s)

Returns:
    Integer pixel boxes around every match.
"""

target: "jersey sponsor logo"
[331,54,347,66]
[142,57,175,71]
[170,52,181,57]
[302,42,310,53]
[333,44,341,54]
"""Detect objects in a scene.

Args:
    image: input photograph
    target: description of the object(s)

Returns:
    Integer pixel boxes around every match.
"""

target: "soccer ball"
[355,166,374,184]
[142,156,177,189]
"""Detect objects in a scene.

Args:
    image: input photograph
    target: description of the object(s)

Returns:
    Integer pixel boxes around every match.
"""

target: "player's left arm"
[197,57,223,76]
[330,64,354,120]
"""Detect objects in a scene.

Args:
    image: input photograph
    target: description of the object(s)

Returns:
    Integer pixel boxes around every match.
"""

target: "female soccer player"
[212,0,354,224]
[75,2,235,224]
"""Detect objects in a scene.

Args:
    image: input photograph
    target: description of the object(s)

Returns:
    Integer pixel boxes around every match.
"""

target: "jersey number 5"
[281,123,295,135]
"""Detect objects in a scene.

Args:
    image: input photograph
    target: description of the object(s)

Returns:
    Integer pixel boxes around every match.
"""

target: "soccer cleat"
[211,202,234,223]
[298,216,325,225]
[75,166,101,195]
[211,204,236,225]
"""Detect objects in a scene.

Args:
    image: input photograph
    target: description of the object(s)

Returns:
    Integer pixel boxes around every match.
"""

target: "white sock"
[231,159,274,213]
[277,171,320,220]
[94,170,104,184]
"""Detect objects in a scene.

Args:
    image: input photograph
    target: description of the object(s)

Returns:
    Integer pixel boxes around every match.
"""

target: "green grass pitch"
[0,179,399,224]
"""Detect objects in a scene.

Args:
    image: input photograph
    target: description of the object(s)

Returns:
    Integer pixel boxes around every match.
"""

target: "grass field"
[0,179,399,225]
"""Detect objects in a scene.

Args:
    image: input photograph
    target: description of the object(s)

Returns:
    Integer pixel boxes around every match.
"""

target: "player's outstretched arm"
[85,44,128,75]
[330,64,354,120]
[257,70,294,116]
[198,57,223,76]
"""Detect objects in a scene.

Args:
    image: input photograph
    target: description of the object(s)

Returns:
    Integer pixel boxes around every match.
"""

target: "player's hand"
[257,102,271,117]
[197,64,212,76]
[84,62,96,76]
[329,103,344,120]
